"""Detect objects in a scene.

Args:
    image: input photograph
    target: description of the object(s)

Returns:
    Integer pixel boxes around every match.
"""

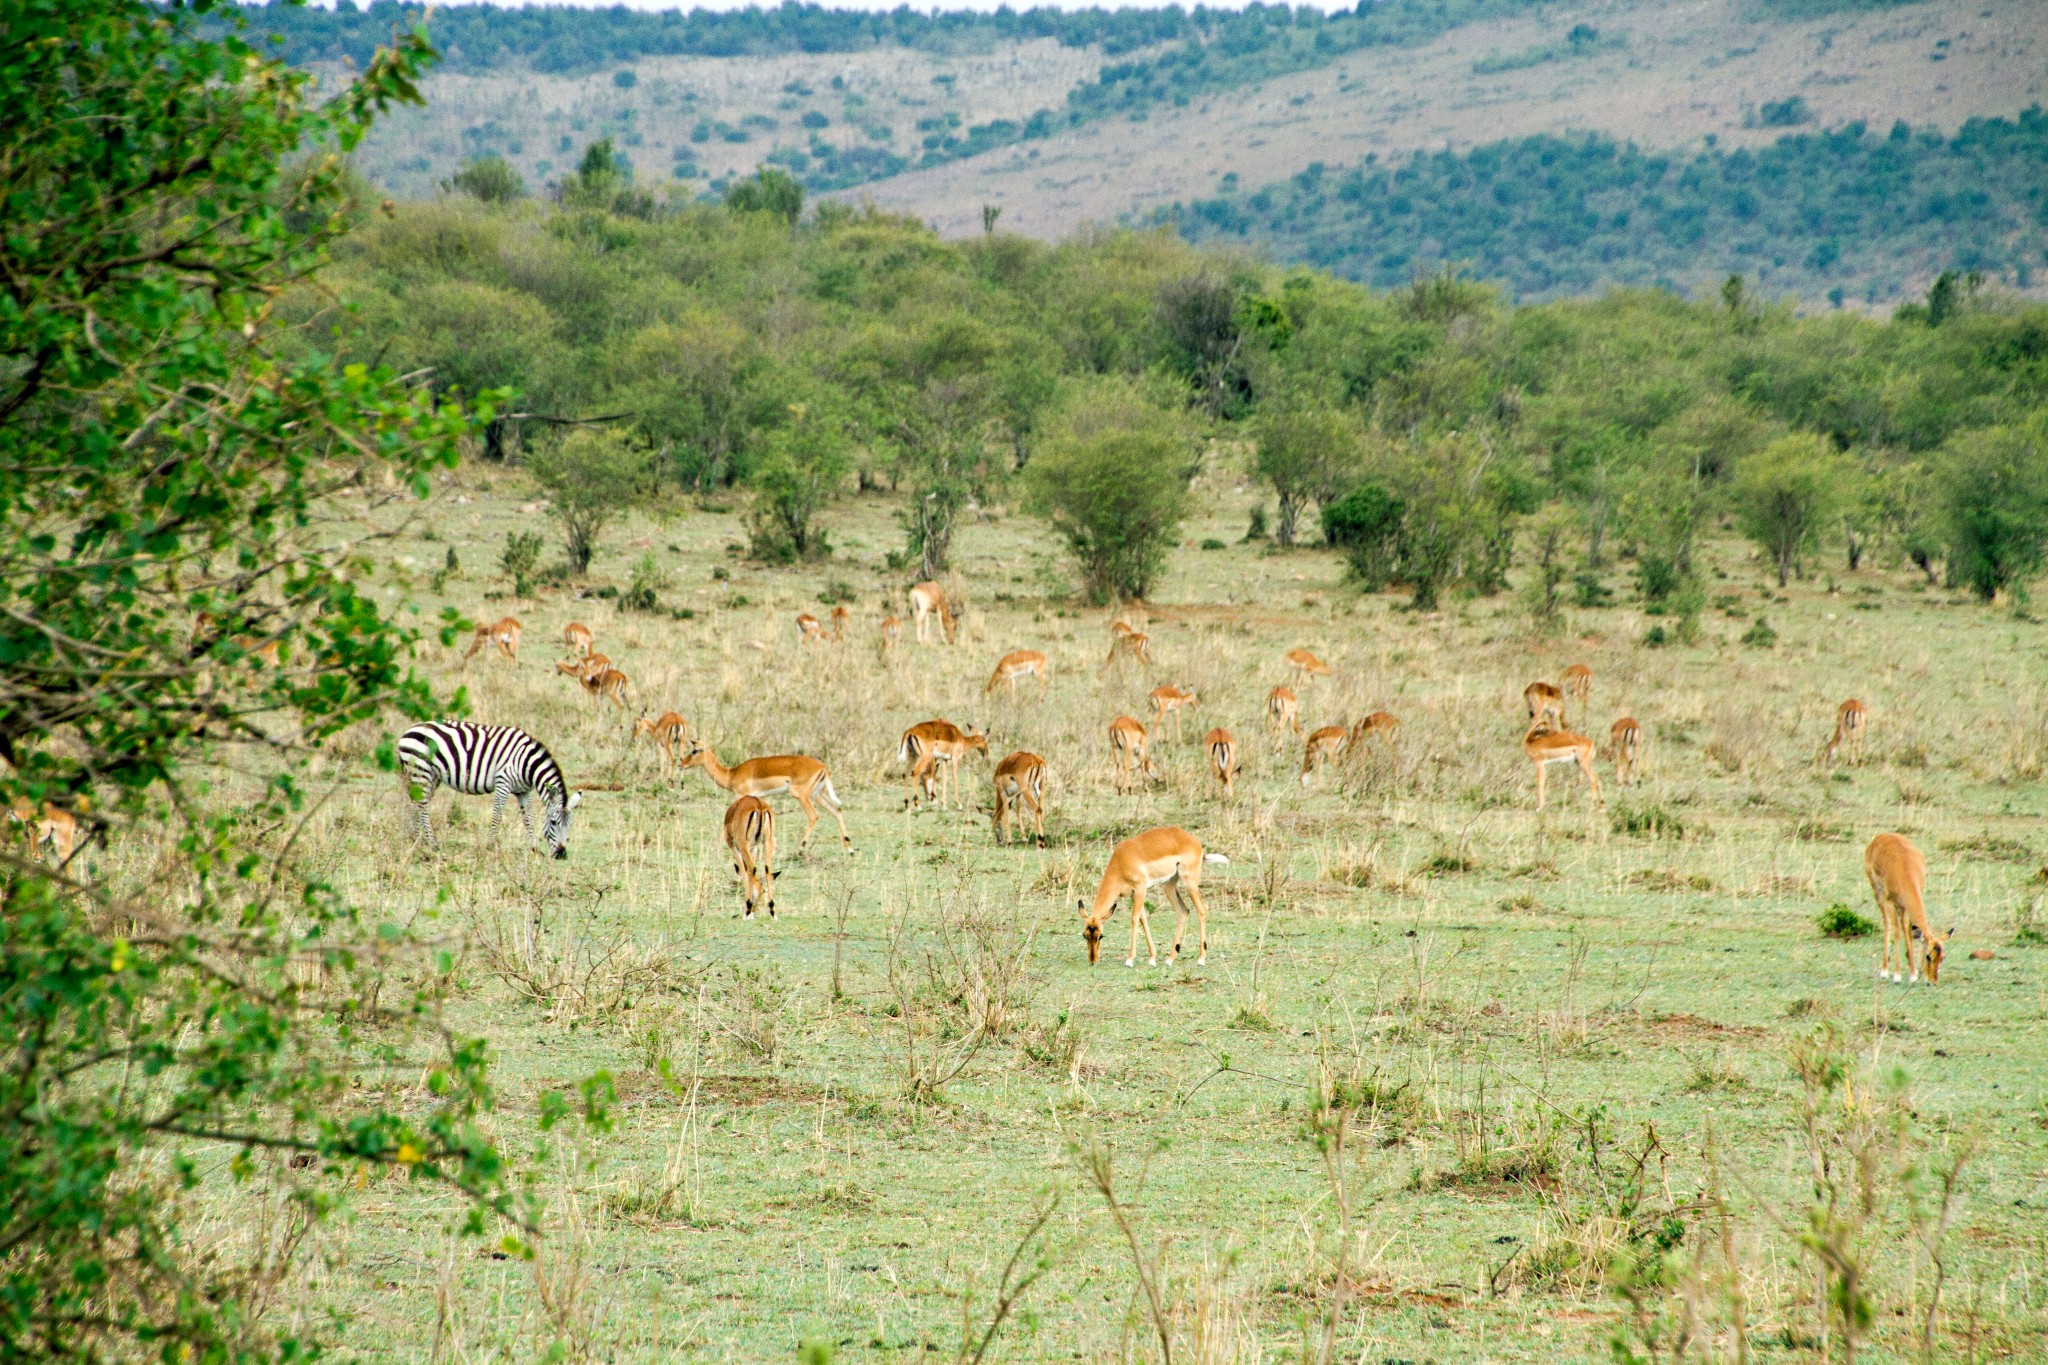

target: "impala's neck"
[692,750,737,790]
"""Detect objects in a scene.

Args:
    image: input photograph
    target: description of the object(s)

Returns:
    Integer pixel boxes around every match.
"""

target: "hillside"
[276,0,2047,303]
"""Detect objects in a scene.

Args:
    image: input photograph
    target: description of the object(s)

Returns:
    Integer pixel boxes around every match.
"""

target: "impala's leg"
[1030,788,1045,846]
[1132,888,1158,967]
[761,814,777,917]
[991,783,1008,844]
[1582,751,1603,808]
[815,777,852,850]
[1164,875,1191,966]
[1187,876,1210,966]
[1534,761,1546,812]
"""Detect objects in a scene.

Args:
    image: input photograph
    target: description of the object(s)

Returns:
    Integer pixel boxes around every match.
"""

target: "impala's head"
[679,739,708,769]
[966,728,990,757]
[631,713,655,738]
[543,789,583,859]
[1078,898,1109,965]
[1915,925,1956,983]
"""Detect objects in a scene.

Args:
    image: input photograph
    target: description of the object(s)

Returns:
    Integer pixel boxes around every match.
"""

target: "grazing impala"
[1561,664,1593,710]
[1105,628,1153,668]
[1078,826,1227,967]
[581,666,630,707]
[1352,711,1398,746]
[1864,832,1952,985]
[1523,681,1566,727]
[829,604,850,640]
[1267,685,1302,739]
[723,796,778,919]
[633,712,691,773]
[1205,728,1239,797]
[1827,699,1867,766]
[1284,648,1332,685]
[462,616,522,666]
[1523,721,1602,811]
[898,719,988,810]
[985,649,1051,698]
[561,622,593,658]
[879,616,903,652]
[556,652,613,683]
[795,612,827,644]
[991,751,1048,846]
[1149,685,1197,742]
[1609,717,1642,787]
[1108,716,1159,788]
[908,581,957,644]
[680,742,851,851]
[1299,725,1349,786]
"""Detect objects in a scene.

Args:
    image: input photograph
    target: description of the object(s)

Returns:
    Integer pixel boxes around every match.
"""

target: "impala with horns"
[898,719,988,810]
[723,795,778,920]
[1609,717,1642,787]
[1523,720,1601,811]
[1108,716,1159,789]
[908,581,956,644]
[990,751,1048,847]
[1149,685,1197,742]
[679,742,851,851]
[985,649,1051,698]
[1864,832,1952,985]
[1078,826,1226,967]
[462,616,522,666]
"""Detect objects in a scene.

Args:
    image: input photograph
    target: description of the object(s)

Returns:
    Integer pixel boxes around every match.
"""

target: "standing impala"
[1108,716,1159,788]
[898,719,988,810]
[1267,686,1302,740]
[1299,725,1348,785]
[462,616,522,666]
[1205,728,1239,797]
[1149,685,1197,742]
[829,604,851,641]
[908,581,957,644]
[561,622,593,658]
[985,649,1051,698]
[1523,680,1566,727]
[581,666,630,708]
[633,712,691,774]
[991,751,1048,847]
[1284,648,1332,685]
[1864,832,1952,985]
[1827,699,1867,766]
[722,795,778,919]
[679,741,852,851]
[1078,826,1227,967]
[1561,664,1593,711]
[1523,721,1601,810]
[1609,717,1642,787]
[1106,628,1152,668]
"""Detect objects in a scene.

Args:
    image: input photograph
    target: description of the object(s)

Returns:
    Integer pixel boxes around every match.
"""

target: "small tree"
[745,404,851,562]
[1735,435,1846,587]
[1025,381,1195,602]
[1321,483,1406,589]
[526,427,652,574]
[561,136,653,218]
[1937,417,2048,600]
[1254,401,1362,547]
[724,166,805,225]
[446,154,526,203]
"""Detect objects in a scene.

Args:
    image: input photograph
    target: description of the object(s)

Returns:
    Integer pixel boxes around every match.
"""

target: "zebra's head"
[543,789,583,859]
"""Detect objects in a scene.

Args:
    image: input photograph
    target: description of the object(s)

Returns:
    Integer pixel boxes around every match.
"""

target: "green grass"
[246,467,2048,1362]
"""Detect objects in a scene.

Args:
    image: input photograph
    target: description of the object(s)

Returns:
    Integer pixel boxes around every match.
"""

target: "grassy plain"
[272,461,2048,1363]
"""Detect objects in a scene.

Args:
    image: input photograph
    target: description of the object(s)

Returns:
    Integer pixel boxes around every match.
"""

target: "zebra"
[397,722,581,858]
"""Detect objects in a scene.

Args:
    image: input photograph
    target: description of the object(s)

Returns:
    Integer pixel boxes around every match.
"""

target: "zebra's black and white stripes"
[398,722,581,858]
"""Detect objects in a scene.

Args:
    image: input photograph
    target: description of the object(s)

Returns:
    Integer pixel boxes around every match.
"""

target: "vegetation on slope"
[1165,111,2048,305]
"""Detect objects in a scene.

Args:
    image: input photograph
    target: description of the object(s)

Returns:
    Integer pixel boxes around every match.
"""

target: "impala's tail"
[1203,852,1229,865]
[822,776,842,807]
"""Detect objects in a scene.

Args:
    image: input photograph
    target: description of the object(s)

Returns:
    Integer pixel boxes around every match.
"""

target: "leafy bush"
[446,154,526,203]
[1741,617,1779,647]
[526,428,653,574]
[745,406,850,562]
[1611,802,1684,839]
[1321,482,1405,588]
[623,553,667,611]
[501,530,545,594]
[1817,904,1877,939]
[1024,380,1194,603]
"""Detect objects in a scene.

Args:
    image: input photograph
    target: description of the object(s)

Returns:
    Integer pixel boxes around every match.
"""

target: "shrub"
[501,529,545,595]
[1817,904,1877,939]
[622,553,667,612]
[1741,616,1778,647]
[1611,802,1683,839]
[1937,415,2048,601]
[1321,482,1405,589]
[819,579,857,604]
[526,427,653,574]
[724,166,805,224]
[446,154,526,203]
[745,406,851,562]
[1024,379,1194,603]
[1200,537,1227,550]
[1243,503,1270,542]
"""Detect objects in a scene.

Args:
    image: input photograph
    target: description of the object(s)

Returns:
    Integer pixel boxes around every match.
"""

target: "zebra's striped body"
[398,722,581,858]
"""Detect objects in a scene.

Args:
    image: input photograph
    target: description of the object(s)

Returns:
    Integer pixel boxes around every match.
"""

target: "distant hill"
[248,0,2047,306]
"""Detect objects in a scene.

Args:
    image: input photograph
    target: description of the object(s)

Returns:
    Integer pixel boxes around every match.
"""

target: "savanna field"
[215,469,2048,1363]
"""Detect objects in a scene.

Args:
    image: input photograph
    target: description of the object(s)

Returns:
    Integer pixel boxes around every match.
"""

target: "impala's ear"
[1945,925,1957,941]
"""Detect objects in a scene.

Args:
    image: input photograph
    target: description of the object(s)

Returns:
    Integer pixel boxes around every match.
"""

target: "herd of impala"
[434,583,1953,983]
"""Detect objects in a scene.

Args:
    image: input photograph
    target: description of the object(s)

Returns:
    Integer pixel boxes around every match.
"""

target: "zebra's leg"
[405,771,439,848]
[489,780,510,846]
[515,792,537,849]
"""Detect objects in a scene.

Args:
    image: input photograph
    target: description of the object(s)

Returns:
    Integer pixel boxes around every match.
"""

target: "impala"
[908,581,957,644]
[633,712,691,773]
[796,612,827,644]
[1351,711,1398,746]
[985,649,1051,698]
[1108,716,1159,788]
[898,719,988,810]
[462,616,521,666]
[555,652,612,682]
[1267,685,1302,739]
[1864,832,1952,984]
[723,795,778,919]
[1561,664,1593,710]
[581,666,630,707]
[1523,680,1565,727]
[1523,721,1602,810]
[1105,628,1152,668]
[829,604,851,640]
[1078,826,1227,967]
[879,616,903,651]
[1609,717,1642,787]
[1827,699,1867,766]
[1205,728,1238,797]
[1284,648,1332,685]
[11,799,82,866]
[1299,725,1348,785]
[679,742,852,851]
[562,622,593,657]
[991,751,1048,846]
[1149,685,1197,741]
